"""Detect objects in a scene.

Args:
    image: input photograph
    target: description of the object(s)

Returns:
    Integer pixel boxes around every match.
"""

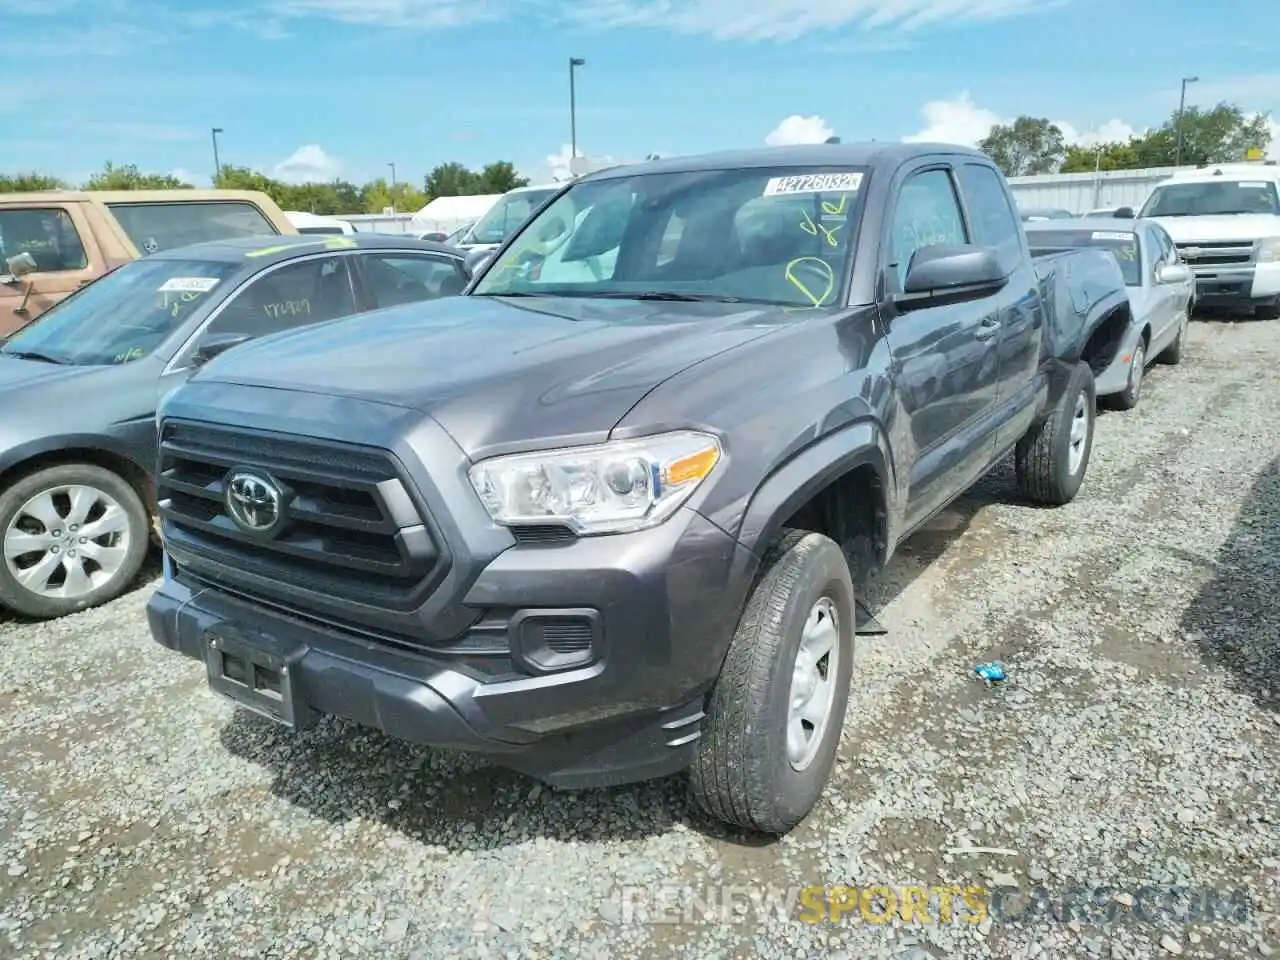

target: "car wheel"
[689,529,855,834]
[1015,360,1097,505]
[1158,309,1189,365]
[1106,336,1145,411]
[1254,301,1280,321]
[0,464,150,619]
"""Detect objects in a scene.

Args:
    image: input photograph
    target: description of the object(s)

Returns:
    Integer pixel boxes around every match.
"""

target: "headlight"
[468,430,722,535]
[1256,237,1280,262]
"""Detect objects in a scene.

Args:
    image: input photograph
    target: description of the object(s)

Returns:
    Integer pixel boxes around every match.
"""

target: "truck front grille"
[157,420,445,610]
[1175,240,1255,268]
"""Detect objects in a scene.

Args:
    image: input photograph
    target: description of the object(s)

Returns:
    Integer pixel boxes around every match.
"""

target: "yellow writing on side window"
[785,257,835,308]
[263,299,311,320]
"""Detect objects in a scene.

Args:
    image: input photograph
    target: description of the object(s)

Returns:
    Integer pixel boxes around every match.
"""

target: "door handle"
[974,318,1000,341]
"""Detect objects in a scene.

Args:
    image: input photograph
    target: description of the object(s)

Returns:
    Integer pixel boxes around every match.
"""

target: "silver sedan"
[1026,217,1195,410]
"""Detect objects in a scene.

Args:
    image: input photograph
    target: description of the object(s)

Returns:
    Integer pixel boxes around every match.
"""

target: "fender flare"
[733,418,896,564]
[0,433,151,485]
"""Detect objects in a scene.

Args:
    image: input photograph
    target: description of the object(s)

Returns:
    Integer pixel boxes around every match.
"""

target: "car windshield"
[0,257,239,366]
[468,189,560,245]
[1027,228,1142,286]
[1140,180,1280,217]
[470,166,866,308]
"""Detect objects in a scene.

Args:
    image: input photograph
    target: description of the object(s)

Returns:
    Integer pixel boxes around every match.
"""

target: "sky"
[1,0,1278,191]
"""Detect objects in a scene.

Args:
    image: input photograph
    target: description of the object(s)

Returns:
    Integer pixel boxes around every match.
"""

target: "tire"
[1254,301,1280,321]
[1158,308,1189,365]
[689,529,855,834]
[1015,360,1096,506]
[1105,335,1145,411]
[0,464,150,619]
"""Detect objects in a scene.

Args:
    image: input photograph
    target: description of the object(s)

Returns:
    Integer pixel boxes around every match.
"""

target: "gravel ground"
[2,318,1279,960]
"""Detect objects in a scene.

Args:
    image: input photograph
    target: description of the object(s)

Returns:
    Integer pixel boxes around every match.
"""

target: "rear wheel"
[1015,361,1096,505]
[1254,301,1280,321]
[0,464,150,619]
[689,530,855,834]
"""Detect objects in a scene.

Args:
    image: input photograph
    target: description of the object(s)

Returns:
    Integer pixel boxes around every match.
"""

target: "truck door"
[881,164,1002,529]
[0,203,103,334]
[952,161,1043,452]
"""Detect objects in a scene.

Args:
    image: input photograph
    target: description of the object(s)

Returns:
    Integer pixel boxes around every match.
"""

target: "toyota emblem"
[225,470,285,534]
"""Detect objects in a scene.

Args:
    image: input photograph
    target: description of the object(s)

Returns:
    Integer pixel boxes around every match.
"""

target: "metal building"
[1007,166,1178,214]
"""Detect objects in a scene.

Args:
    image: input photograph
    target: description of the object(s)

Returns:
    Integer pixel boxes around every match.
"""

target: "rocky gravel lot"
[2,319,1279,960]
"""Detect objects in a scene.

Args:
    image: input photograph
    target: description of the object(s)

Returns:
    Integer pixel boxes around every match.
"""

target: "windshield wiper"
[0,349,66,364]
[584,291,790,304]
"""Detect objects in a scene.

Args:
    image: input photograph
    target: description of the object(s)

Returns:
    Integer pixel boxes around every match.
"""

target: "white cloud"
[267,0,503,30]
[542,144,618,182]
[272,144,341,183]
[170,167,211,187]
[903,92,1137,148]
[564,0,1052,41]
[765,115,835,146]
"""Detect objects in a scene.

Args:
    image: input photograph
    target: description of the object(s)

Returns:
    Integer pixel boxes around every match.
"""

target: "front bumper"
[1189,262,1280,309]
[148,501,753,788]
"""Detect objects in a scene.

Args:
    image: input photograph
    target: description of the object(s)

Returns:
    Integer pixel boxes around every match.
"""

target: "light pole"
[388,162,397,213]
[1175,76,1199,168]
[211,127,223,183]
[569,57,585,169]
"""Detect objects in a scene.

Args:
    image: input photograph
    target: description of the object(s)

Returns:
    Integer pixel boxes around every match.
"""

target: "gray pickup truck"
[147,143,1129,834]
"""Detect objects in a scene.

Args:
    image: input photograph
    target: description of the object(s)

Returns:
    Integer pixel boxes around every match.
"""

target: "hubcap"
[3,485,132,600]
[786,596,841,772]
[1129,342,1145,397]
[1067,392,1091,475]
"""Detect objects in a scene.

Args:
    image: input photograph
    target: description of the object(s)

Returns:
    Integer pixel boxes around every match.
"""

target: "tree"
[424,162,481,197]
[1060,141,1145,174]
[1130,103,1271,167]
[0,173,67,192]
[978,117,1068,177]
[84,161,191,190]
[475,161,528,193]
[360,178,427,214]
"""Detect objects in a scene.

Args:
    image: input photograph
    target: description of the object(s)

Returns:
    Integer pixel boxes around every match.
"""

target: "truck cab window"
[957,163,1021,272]
[889,169,968,289]
[0,209,88,272]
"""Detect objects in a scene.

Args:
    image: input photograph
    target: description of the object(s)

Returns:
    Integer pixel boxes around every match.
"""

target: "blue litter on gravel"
[974,661,1006,683]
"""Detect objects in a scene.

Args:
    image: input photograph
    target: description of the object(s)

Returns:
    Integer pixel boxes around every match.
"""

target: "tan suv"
[0,189,297,334]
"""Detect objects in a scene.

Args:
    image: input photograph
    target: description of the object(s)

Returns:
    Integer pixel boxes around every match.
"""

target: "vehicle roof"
[1161,164,1280,184]
[0,189,281,204]
[580,142,990,182]
[148,233,461,267]
[1025,217,1143,234]
[506,184,560,194]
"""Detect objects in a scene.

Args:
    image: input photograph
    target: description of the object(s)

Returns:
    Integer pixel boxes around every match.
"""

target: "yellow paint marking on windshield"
[245,235,357,258]
[785,257,835,308]
[821,194,849,217]
[245,243,297,258]
[800,209,841,247]
[113,347,145,364]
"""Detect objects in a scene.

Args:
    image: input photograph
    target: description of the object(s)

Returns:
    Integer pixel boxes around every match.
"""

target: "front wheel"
[689,529,855,834]
[0,464,150,619]
[1105,336,1145,411]
[1255,301,1280,321]
[1015,360,1096,505]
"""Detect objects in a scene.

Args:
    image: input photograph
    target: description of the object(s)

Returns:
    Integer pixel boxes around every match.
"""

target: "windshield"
[468,189,559,245]
[470,167,866,308]
[1140,180,1280,217]
[1027,229,1141,286]
[0,257,239,365]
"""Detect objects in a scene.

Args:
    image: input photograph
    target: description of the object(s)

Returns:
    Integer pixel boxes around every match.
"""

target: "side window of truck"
[0,208,88,272]
[888,168,968,290]
[106,202,277,255]
[956,162,1021,273]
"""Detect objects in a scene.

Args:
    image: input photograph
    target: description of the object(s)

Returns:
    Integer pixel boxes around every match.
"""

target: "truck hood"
[193,294,785,455]
[1147,214,1280,243]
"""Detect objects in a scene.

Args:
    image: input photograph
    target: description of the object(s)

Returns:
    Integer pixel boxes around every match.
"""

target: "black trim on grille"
[158,420,449,612]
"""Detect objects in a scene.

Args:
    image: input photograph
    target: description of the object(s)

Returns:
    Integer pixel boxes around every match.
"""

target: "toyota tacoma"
[147,143,1129,834]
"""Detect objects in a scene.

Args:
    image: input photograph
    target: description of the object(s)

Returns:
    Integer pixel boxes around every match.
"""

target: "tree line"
[978,102,1273,179]
[0,159,529,215]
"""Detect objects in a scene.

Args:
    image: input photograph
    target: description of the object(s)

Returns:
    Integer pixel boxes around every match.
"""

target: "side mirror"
[1157,263,1192,285]
[192,332,253,366]
[897,244,1007,308]
[1,252,38,285]
[462,247,495,280]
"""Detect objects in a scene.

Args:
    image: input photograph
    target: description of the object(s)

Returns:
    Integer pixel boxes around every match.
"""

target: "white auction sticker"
[763,172,864,196]
[1092,231,1134,241]
[158,277,220,293]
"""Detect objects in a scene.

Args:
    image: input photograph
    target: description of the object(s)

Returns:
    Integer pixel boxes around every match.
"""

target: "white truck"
[1137,163,1280,319]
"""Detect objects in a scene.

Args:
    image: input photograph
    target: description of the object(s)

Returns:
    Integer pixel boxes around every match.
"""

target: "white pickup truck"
[1138,163,1280,319]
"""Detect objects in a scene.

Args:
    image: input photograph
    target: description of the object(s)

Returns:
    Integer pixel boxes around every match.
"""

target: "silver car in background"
[1026,218,1195,410]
